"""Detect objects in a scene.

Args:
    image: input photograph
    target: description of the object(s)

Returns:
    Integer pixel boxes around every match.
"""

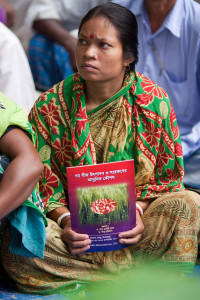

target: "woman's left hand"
[118,211,144,245]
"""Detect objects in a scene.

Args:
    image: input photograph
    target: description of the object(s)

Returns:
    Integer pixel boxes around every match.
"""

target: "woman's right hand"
[61,220,91,255]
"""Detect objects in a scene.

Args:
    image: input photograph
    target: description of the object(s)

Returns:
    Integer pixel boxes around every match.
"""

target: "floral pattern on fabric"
[29,72,184,213]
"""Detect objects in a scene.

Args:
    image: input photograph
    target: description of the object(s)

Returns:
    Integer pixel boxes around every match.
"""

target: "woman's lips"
[81,63,98,70]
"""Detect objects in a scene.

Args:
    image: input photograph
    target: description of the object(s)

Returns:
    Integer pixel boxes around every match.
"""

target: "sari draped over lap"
[1,73,200,296]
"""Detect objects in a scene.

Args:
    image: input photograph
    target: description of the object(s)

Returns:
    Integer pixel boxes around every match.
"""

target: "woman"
[2,3,200,296]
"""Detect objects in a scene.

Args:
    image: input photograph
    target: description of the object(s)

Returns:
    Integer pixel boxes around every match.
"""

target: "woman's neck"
[85,77,124,112]
[145,0,176,33]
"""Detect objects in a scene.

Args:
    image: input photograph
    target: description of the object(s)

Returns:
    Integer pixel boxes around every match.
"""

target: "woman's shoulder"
[134,72,171,107]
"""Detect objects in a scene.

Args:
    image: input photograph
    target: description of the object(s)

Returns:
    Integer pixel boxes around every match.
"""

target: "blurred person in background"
[113,0,200,191]
[2,0,33,52]
[0,21,37,114]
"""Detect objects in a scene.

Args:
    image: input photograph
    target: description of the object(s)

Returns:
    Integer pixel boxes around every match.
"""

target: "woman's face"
[76,16,132,84]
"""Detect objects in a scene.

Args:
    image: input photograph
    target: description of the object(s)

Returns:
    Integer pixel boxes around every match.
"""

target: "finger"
[67,238,91,249]
[118,224,144,239]
[63,228,90,241]
[118,234,142,245]
[69,244,91,255]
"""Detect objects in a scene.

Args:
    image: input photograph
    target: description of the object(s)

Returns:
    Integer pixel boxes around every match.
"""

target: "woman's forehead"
[79,17,119,39]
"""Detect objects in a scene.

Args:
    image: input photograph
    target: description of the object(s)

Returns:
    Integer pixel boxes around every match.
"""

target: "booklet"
[66,160,136,252]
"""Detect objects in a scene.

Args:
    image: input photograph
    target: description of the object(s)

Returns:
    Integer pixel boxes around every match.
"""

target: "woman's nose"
[84,45,97,59]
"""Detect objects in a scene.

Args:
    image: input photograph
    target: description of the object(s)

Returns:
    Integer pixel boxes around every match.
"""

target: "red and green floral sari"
[29,71,184,212]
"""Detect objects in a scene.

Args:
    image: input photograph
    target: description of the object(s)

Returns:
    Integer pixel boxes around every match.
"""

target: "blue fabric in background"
[29,33,73,92]
[7,206,46,258]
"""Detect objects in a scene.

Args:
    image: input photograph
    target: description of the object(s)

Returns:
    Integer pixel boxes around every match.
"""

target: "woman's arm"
[33,19,77,71]
[0,128,43,220]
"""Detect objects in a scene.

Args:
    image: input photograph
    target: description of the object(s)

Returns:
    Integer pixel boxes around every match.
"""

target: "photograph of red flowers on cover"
[77,184,129,226]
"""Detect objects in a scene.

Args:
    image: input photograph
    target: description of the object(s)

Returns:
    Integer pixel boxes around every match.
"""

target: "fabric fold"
[7,206,46,258]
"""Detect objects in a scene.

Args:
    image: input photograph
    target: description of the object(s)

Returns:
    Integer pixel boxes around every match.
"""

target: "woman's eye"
[100,42,110,48]
[78,39,87,45]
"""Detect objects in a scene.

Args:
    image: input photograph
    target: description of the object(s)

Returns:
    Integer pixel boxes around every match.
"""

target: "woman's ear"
[124,57,134,68]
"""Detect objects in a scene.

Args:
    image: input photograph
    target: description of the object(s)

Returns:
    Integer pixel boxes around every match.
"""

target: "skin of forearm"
[0,157,42,219]
[33,19,77,71]
[47,206,70,228]
[33,19,76,52]
[0,129,43,219]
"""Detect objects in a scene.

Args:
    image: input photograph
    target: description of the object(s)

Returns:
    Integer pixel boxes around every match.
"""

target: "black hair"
[78,2,138,72]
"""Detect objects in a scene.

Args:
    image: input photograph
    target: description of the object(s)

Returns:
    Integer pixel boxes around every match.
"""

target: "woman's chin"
[79,72,101,82]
